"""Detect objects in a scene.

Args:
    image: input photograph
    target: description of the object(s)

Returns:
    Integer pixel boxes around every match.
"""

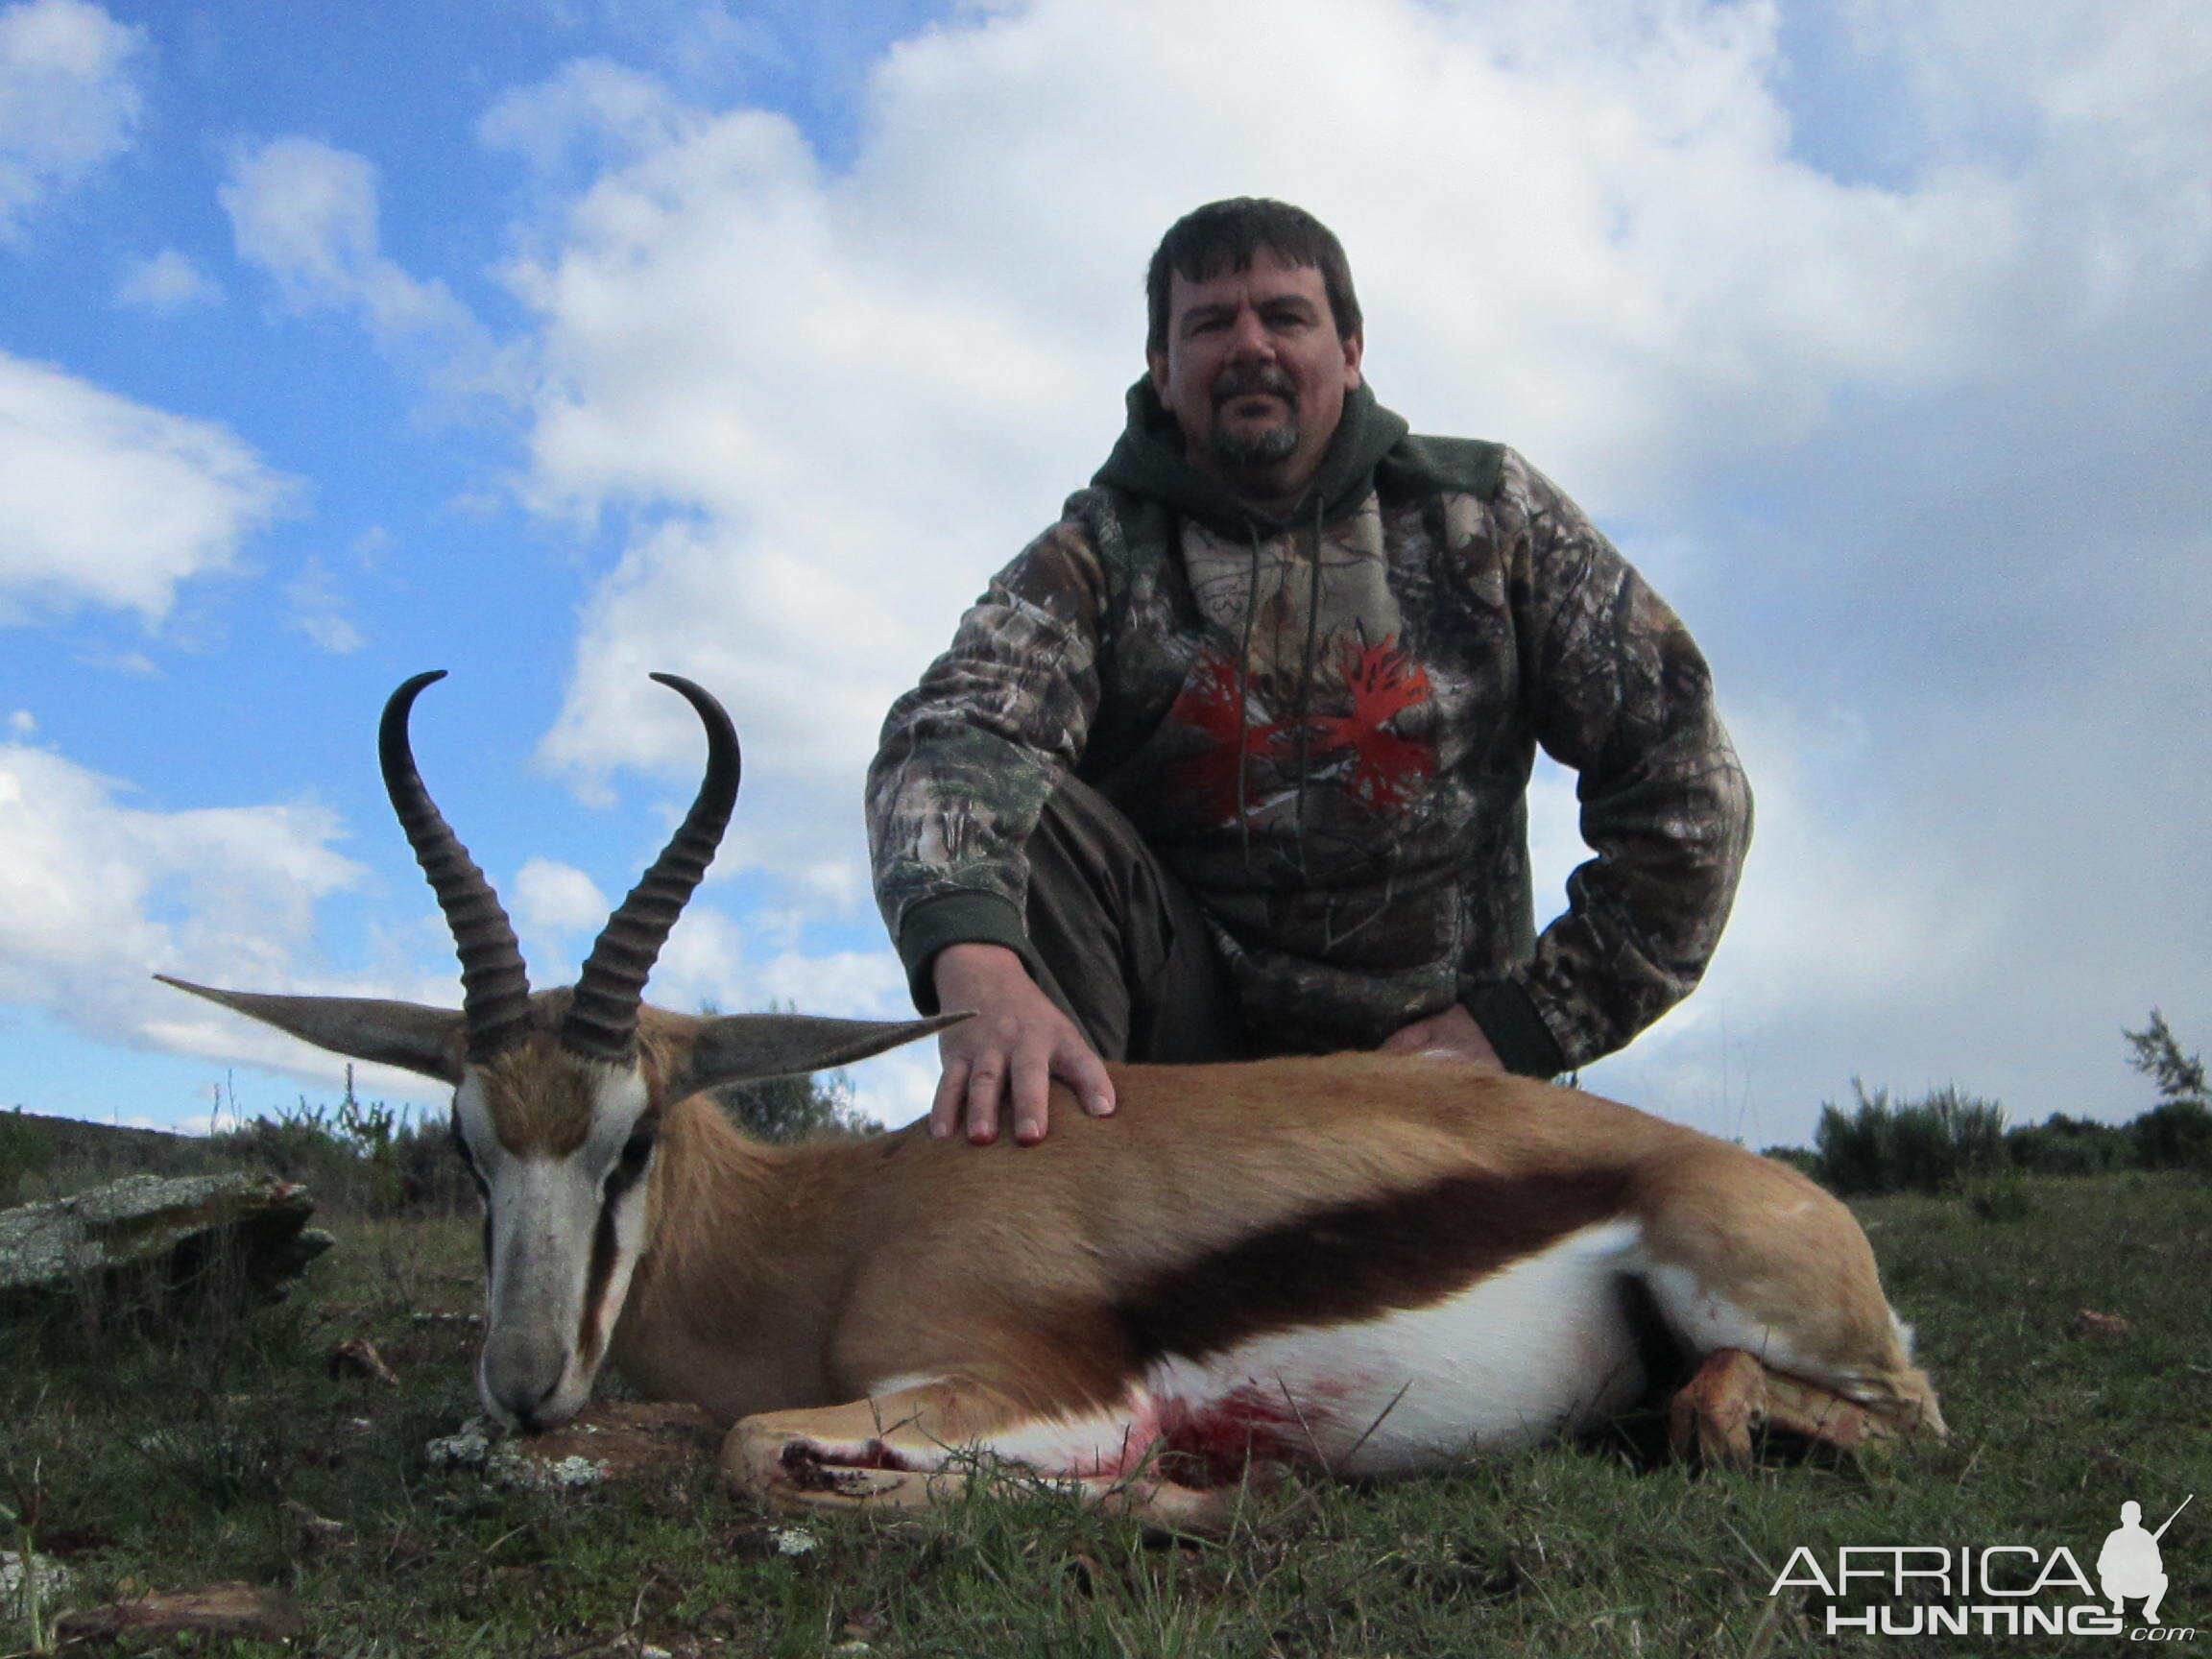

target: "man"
[868,198,1750,1144]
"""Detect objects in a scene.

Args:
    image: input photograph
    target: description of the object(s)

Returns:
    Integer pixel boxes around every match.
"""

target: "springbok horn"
[380,671,535,1063]
[562,673,741,1062]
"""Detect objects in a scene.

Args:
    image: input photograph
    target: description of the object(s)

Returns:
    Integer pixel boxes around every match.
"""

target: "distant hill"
[2,1109,234,1201]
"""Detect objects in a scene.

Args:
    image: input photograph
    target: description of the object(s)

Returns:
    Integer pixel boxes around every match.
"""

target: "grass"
[4,1165,2209,1656]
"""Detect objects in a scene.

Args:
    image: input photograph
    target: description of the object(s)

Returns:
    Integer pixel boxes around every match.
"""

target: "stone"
[427,1402,721,1491]
[0,1171,332,1319]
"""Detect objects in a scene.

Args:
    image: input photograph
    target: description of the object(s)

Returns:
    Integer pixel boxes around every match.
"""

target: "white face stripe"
[454,1062,659,1427]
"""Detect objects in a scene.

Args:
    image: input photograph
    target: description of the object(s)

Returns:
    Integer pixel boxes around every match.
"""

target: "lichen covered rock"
[0,1171,332,1316]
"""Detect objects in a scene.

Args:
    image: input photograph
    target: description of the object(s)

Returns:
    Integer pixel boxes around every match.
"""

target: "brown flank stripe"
[1114,1167,1631,1366]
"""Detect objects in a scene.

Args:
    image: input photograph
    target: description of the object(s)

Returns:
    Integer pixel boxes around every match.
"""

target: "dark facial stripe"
[575,1140,653,1362]
[577,1192,622,1364]
[1114,1168,1629,1367]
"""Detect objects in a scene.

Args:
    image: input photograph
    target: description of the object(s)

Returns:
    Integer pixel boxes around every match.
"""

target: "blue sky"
[1,0,2204,1146]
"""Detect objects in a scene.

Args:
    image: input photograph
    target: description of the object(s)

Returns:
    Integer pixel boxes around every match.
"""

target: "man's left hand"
[1381,1003,1505,1069]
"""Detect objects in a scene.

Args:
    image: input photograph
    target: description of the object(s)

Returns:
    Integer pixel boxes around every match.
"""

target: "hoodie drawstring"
[1291,495,1325,859]
[1234,499,1328,872]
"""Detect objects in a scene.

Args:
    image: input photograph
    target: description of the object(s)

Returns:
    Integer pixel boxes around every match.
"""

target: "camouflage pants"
[1023,776,1253,1065]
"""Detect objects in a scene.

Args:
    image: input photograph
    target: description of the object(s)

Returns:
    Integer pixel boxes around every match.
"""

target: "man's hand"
[1381,1002,1505,1069]
[929,943,1116,1144]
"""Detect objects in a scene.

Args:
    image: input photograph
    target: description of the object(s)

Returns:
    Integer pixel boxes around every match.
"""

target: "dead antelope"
[163,672,1943,1527]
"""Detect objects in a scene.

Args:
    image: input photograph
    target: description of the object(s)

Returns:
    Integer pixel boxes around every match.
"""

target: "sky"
[0,0,2204,1150]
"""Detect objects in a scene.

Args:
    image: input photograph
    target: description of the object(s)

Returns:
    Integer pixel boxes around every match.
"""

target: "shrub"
[0,1109,57,1206]
[711,1072,881,1144]
[2006,1112,2137,1176]
[1813,1080,2008,1196]
[2133,1099,2212,1173]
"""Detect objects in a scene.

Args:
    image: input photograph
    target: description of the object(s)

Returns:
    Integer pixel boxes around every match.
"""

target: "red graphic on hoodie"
[1165,646,1287,827]
[1310,635,1435,812]
[1165,634,1433,827]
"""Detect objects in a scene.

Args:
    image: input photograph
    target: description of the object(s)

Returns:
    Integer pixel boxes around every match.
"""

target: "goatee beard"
[1213,417,1300,469]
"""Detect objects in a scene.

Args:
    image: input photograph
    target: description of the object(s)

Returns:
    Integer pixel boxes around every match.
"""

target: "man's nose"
[1225,308,1272,358]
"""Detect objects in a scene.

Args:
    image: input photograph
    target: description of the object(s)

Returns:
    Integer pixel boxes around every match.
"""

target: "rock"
[2072,1309,2131,1338]
[53,1581,302,1643]
[1,1548,72,1613]
[427,1402,721,1491]
[0,1171,332,1320]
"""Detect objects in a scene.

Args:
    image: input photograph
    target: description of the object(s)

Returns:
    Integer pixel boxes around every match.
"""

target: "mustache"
[1211,365,1295,405]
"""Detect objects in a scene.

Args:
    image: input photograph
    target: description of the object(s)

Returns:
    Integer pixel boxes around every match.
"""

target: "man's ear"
[156,975,466,1083]
[668,1011,972,1097]
[1340,327,1364,390]
[1148,347,1172,400]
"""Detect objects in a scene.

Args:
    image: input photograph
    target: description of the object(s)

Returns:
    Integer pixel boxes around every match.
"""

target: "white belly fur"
[981,1218,1653,1480]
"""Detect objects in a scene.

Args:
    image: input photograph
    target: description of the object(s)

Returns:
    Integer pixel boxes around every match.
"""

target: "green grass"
[5,1172,2209,1656]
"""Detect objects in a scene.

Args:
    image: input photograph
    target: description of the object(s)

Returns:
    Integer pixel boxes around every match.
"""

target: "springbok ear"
[156,974,468,1084]
[671,1011,972,1095]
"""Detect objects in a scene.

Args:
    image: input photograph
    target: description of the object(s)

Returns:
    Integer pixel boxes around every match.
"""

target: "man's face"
[1147,246,1363,508]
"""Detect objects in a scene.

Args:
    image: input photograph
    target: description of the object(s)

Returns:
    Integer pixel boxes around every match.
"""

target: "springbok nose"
[479,1328,571,1428]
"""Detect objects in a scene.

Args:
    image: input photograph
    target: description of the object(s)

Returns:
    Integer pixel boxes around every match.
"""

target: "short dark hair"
[1144,198,1362,358]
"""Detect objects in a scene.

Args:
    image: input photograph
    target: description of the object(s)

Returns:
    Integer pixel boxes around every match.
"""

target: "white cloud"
[116,248,223,312]
[0,351,295,624]
[0,741,374,1067]
[219,134,514,404]
[222,137,464,334]
[0,0,143,237]
[511,855,612,937]
[284,556,365,654]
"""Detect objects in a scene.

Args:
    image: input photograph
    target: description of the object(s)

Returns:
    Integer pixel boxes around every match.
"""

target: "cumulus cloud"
[223,137,458,331]
[284,556,365,654]
[0,740,376,1069]
[0,0,143,236]
[115,248,223,312]
[0,351,295,624]
[220,135,510,400]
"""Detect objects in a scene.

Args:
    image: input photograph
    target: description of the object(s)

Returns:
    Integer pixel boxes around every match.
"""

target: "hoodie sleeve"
[866,514,1111,1011]
[1473,451,1753,1072]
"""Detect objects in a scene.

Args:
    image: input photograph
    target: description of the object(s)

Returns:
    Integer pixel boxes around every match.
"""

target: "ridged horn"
[562,673,741,1062]
[379,671,534,1063]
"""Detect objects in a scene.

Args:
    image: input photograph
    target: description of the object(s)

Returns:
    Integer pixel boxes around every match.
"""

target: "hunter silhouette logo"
[1769,1493,2197,1639]
[2101,1497,2190,1626]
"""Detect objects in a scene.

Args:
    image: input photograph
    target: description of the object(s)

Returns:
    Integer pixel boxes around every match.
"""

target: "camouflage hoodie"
[867,380,1751,1074]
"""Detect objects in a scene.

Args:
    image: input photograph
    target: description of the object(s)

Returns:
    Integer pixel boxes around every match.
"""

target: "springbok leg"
[723,1377,1233,1529]
[1667,1347,1914,1463]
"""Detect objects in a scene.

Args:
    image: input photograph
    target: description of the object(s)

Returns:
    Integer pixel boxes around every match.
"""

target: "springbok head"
[162,671,954,1430]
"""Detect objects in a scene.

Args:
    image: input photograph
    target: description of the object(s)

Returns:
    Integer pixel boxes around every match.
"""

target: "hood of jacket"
[1092,377,1410,537]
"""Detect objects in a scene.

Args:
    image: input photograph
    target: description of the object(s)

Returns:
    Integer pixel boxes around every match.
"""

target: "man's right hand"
[929,942,1116,1146]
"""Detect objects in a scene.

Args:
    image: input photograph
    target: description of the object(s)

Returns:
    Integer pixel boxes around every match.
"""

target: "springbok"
[163,672,1943,1527]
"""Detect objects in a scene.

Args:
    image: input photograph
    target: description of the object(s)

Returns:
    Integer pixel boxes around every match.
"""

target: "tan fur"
[602,1050,1942,1464]
[476,1037,607,1156]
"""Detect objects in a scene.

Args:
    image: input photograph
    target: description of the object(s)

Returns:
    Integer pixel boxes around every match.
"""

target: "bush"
[2006,1112,2138,1176]
[208,1070,471,1218]
[711,1071,880,1144]
[1813,1080,2008,1196]
[2134,1099,2212,1173]
[0,1109,57,1206]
